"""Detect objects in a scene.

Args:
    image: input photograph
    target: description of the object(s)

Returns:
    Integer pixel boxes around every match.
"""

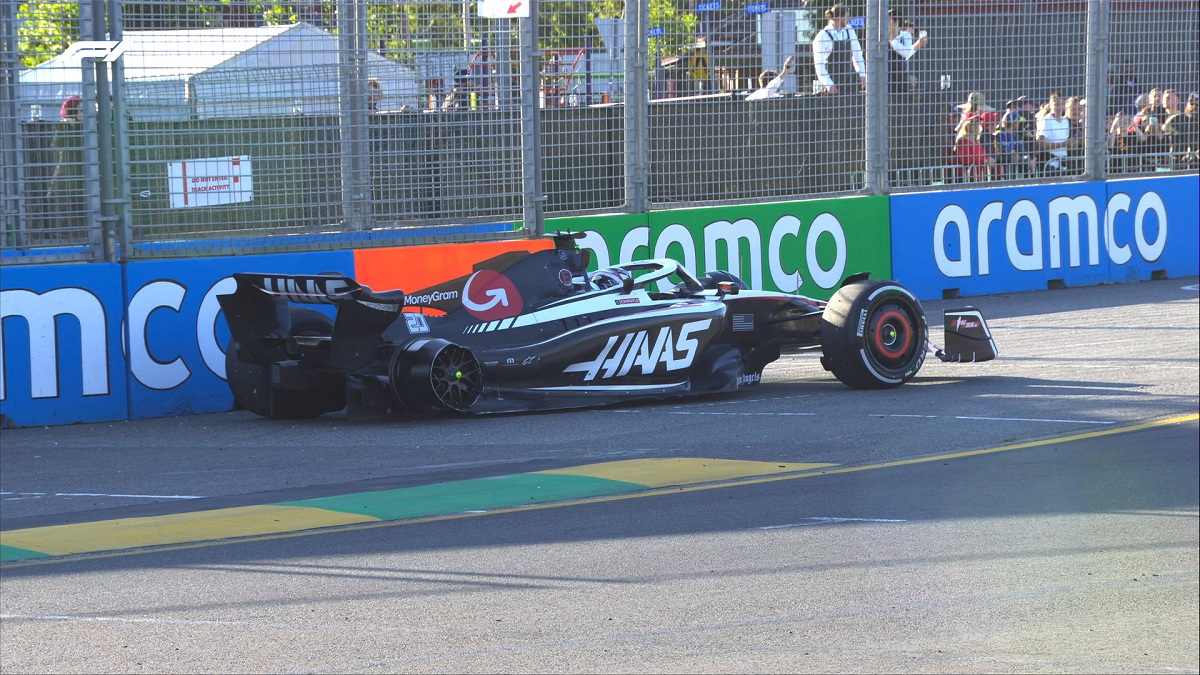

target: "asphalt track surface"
[1,277,1197,673]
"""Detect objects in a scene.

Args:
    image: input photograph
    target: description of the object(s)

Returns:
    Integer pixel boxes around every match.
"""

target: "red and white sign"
[462,270,523,321]
[478,0,528,18]
[167,155,253,209]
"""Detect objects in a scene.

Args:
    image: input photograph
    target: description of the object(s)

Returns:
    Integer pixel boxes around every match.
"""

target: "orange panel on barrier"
[352,239,551,294]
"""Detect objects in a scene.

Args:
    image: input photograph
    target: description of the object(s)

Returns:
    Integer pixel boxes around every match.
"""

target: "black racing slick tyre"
[820,280,928,389]
[225,308,345,419]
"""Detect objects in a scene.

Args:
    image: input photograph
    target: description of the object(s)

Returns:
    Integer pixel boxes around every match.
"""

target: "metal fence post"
[337,0,371,231]
[79,60,104,255]
[88,0,123,262]
[0,0,26,249]
[1085,0,1109,181]
[520,0,545,238]
[865,0,889,195]
[77,1,104,256]
[624,0,649,214]
[108,0,131,261]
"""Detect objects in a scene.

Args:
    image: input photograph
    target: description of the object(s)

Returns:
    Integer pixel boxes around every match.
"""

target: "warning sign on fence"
[167,155,253,209]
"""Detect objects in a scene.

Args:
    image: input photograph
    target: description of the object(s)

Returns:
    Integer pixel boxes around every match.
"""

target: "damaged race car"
[217,233,997,419]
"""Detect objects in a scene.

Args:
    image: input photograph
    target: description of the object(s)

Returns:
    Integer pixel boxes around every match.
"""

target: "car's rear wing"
[229,272,366,305]
[932,308,998,363]
[219,273,406,369]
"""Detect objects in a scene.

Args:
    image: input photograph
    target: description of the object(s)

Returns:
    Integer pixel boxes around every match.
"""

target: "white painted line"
[951,416,1115,425]
[0,491,203,500]
[608,396,812,412]
[759,517,908,529]
[998,325,1197,330]
[668,411,817,416]
[637,411,1111,424]
[1181,284,1199,291]
[56,492,204,499]
[868,414,1114,425]
[0,614,272,627]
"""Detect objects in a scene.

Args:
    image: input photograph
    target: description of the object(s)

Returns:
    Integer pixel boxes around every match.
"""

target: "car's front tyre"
[820,280,928,389]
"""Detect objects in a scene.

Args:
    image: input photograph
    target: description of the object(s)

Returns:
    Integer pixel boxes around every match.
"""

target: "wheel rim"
[430,345,482,409]
[867,303,917,369]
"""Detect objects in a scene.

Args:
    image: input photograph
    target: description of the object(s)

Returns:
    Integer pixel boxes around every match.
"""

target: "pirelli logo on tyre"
[856,308,868,338]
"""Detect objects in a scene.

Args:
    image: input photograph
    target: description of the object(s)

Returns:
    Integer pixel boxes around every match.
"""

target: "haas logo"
[462,270,522,321]
[953,316,980,330]
[565,319,712,381]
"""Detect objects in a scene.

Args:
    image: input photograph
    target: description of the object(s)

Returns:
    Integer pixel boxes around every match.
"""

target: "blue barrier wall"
[2,175,1196,427]
[0,263,128,427]
[891,174,1199,300]
[1104,175,1199,284]
[123,251,354,421]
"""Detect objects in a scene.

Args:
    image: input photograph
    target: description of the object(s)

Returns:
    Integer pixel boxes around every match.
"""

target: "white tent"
[18,23,420,121]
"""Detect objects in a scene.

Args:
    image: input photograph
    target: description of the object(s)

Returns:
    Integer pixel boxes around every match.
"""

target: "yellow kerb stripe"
[537,458,837,488]
[0,505,378,556]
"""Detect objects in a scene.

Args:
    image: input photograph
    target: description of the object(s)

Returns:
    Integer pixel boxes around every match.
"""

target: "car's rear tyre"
[225,308,345,419]
[388,339,482,412]
[820,280,928,389]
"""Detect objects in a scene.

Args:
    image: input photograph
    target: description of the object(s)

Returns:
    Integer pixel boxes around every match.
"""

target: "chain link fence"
[2,0,1197,263]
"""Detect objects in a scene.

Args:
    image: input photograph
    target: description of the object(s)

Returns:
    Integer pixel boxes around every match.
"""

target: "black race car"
[218,233,996,419]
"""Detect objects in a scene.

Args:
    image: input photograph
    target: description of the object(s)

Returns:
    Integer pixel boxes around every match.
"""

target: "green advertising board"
[546,196,891,301]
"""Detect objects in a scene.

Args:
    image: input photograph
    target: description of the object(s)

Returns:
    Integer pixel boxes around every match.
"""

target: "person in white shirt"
[887,13,928,93]
[746,56,795,101]
[812,3,866,95]
[1036,94,1072,171]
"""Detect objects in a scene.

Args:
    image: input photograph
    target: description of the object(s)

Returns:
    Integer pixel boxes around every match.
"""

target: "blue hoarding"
[122,250,354,420]
[0,263,128,427]
[890,175,1199,299]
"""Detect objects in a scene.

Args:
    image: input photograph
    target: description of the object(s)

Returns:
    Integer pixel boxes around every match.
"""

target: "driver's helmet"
[590,266,632,291]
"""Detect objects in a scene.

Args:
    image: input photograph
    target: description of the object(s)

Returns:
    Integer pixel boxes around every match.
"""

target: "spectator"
[1035,97,1071,174]
[887,13,927,93]
[1064,96,1085,145]
[995,99,1036,177]
[1163,92,1198,168]
[442,68,471,110]
[1162,88,1181,115]
[1108,111,1140,173]
[812,3,866,95]
[367,77,382,112]
[1109,60,1139,116]
[1019,95,1039,116]
[1002,95,1040,148]
[746,56,795,101]
[954,92,995,136]
[1062,96,1088,172]
[60,95,82,123]
[1145,87,1170,120]
[978,110,1003,176]
[951,114,997,180]
[1130,93,1168,169]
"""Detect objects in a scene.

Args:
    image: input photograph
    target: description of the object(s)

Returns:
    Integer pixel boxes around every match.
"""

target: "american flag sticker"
[733,314,754,331]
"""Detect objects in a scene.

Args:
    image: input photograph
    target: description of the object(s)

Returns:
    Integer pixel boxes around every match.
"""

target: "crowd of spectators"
[949,85,1198,180]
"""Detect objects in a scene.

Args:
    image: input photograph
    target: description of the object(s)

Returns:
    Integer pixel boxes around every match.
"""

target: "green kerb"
[278,473,648,521]
[1,544,51,562]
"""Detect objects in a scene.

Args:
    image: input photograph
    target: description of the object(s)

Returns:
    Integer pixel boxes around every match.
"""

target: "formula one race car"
[218,233,997,419]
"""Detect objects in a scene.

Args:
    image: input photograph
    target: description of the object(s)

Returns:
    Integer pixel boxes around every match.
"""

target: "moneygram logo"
[564,319,713,381]
[404,290,459,305]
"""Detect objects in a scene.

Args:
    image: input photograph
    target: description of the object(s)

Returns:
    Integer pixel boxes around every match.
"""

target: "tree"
[17,2,79,68]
